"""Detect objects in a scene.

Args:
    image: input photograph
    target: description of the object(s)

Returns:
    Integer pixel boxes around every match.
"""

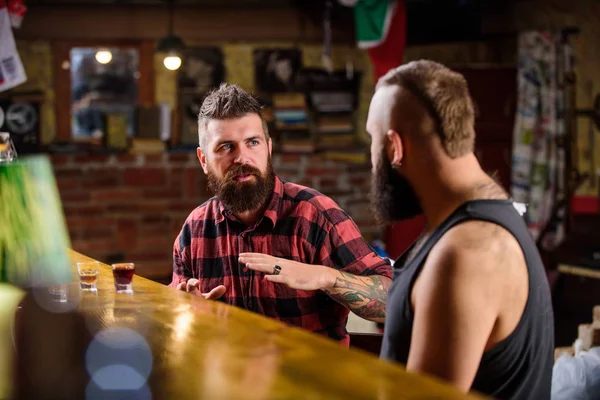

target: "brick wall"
[51,153,378,283]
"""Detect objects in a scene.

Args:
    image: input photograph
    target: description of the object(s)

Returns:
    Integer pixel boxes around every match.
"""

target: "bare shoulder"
[432,221,523,273]
[430,177,521,271]
[417,220,526,303]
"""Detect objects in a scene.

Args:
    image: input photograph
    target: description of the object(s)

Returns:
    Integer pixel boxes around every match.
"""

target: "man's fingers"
[202,285,226,300]
[186,278,200,292]
[244,262,276,273]
[238,253,274,264]
[264,275,288,284]
[176,282,187,291]
[239,252,272,259]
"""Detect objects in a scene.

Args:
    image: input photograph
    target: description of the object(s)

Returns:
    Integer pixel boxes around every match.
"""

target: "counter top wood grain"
[13,250,486,399]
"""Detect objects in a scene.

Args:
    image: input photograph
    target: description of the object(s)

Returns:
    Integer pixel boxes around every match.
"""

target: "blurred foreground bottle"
[0,154,73,398]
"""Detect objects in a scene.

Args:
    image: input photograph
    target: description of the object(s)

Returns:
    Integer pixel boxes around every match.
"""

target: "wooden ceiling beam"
[15,4,354,44]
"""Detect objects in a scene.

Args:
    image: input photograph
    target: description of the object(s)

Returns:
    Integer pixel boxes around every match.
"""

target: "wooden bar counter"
[10,250,486,399]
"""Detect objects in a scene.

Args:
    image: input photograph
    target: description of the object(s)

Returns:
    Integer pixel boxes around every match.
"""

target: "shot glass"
[0,132,17,162]
[112,263,135,293]
[77,261,100,291]
[48,284,68,302]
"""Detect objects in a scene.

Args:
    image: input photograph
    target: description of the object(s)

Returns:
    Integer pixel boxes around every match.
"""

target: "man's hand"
[239,253,390,322]
[175,279,226,300]
[238,253,336,291]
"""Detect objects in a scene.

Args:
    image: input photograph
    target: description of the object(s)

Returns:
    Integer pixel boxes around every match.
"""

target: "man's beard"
[370,149,423,225]
[207,160,275,214]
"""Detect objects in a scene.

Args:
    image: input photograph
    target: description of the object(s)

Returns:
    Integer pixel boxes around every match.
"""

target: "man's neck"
[234,209,263,227]
[412,154,507,233]
[231,200,270,227]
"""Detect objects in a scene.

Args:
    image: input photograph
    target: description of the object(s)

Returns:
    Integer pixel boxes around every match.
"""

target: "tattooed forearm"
[323,271,392,322]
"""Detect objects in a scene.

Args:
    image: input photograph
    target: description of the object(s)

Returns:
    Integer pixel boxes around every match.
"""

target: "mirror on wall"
[69,47,139,144]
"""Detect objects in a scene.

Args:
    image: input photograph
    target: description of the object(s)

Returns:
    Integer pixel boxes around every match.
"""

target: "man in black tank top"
[366,60,554,399]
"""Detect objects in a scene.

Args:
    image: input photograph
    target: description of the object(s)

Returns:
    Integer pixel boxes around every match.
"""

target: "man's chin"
[219,184,269,214]
[209,161,275,216]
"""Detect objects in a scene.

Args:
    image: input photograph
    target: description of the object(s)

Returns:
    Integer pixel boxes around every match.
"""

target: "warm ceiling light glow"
[95,50,112,64]
[163,55,182,71]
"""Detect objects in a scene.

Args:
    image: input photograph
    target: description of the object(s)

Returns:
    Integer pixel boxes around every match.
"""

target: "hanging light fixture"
[157,0,185,71]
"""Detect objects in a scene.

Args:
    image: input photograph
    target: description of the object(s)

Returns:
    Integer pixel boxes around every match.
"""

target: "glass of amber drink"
[77,261,100,291]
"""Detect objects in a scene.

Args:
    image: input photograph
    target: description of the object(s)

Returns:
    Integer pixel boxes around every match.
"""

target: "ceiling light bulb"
[95,49,112,64]
[163,55,182,71]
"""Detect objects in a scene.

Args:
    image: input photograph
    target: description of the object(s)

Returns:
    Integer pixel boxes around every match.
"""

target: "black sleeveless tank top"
[380,200,554,400]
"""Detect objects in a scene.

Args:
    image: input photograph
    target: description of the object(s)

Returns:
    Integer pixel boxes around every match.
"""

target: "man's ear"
[268,137,273,156]
[386,129,404,167]
[197,147,209,175]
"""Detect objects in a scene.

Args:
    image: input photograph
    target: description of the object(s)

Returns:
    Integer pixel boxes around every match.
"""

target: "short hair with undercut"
[197,83,270,150]
[377,60,475,158]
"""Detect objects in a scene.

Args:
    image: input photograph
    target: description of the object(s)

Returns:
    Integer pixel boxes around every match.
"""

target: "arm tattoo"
[323,271,391,322]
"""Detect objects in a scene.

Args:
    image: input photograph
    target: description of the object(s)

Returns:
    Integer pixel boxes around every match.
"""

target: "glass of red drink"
[111,263,135,293]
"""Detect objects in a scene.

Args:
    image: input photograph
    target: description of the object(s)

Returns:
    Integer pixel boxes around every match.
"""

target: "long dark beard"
[370,149,423,225]
[207,160,275,214]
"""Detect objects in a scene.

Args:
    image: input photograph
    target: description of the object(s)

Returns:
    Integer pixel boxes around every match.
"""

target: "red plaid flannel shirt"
[169,176,391,344]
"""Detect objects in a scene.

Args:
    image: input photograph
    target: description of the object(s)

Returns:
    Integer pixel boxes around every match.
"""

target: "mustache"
[224,164,261,181]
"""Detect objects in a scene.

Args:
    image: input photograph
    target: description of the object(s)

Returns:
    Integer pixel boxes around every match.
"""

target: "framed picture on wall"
[177,47,225,147]
[253,48,302,93]
[178,46,225,93]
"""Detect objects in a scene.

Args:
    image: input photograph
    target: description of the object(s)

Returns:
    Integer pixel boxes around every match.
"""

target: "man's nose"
[232,147,250,165]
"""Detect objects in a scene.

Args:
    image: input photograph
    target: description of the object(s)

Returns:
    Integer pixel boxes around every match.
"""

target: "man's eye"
[249,140,259,146]
[220,144,232,151]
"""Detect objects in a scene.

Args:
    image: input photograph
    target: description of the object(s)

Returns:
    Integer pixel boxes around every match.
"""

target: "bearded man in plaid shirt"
[169,83,391,345]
